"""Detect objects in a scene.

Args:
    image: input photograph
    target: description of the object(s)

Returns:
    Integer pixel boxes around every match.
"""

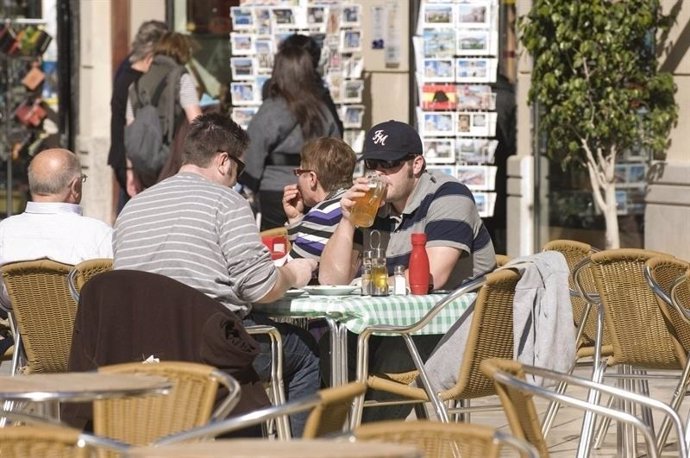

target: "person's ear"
[412,155,425,175]
[309,171,319,190]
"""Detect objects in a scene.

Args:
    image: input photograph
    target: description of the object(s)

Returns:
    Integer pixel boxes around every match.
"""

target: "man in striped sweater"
[113,112,319,437]
[282,137,357,264]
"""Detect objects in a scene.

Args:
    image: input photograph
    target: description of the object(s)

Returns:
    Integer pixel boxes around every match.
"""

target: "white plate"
[284,289,307,298]
[303,285,359,296]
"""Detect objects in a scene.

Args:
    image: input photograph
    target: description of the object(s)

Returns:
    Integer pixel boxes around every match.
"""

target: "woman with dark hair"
[240,43,340,230]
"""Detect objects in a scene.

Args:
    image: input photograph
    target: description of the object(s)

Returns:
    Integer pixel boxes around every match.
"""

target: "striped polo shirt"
[287,188,347,260]
[113,172,278,316]
[358,171,495,289]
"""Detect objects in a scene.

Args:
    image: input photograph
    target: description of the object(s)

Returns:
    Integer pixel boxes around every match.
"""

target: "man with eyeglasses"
[318,120,495,422]
[113,112,320,437]
[0,148,113,354]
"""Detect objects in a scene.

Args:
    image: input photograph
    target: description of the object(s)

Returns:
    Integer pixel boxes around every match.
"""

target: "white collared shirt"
[0,201,113,266]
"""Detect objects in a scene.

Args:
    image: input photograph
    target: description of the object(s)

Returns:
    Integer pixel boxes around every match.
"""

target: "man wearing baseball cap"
[318,119,495,421]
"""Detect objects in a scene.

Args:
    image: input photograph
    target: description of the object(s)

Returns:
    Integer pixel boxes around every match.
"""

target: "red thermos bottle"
[409,233,430,295]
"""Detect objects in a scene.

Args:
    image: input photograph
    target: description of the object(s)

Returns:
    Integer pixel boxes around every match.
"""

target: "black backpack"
[125,55,186,187]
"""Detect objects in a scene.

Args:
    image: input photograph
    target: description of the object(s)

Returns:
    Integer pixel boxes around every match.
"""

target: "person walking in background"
[125,31,203,196]
[240,41,341,230]
[108,20,168,222]
[283,137,356,263]
[261,34,343,136]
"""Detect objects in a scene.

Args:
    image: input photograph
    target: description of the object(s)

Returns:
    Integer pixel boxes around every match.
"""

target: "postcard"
[456,84,494,110]
[421,58,455,83]
[456,165,490,190]
[230,57,256,81]
[456,57,497,83]
[342,105,365,129]
[427,165,457,178]
[272,8,297,28]
[307,6,328,29]
[341,29,362,52]
[456,139,498,164]
[456,1,492,29]
[627,163,647,183]
[343,55,364,78]
[422,28,456,58]
[473,191,496,218]
[230,7,254,30]
[421,84,457,110]
[456,30,491,56]
[421,4,454,27]
[230,82,259,106]
[254,38,274,72]
[325,72,343,102]
[341,4,361,27]
[616,190,628,215]
[420,111,455,137]
[230,33,254,56]
[344,129,365,153]
[326,7,341,35]
[342,80,364,103]
[231,107,259,130]
[424,138,455,164]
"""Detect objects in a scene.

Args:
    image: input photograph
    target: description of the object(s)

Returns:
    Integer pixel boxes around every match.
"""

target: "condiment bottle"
[393,265,407,295]
[409,233,430,295]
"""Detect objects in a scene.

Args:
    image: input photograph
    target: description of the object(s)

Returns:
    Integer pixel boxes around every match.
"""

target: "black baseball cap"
[362,120,424,161]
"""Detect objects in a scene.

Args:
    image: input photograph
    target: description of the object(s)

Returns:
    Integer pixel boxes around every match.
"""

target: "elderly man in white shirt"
[0,148,113,352]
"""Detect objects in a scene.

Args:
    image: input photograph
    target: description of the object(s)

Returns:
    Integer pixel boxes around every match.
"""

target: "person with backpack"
[124,32,202,197]
[239,42,341,231]
[108,20,168,220]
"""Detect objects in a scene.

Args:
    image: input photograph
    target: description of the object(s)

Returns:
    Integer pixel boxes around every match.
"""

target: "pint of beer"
[350,176,385,228]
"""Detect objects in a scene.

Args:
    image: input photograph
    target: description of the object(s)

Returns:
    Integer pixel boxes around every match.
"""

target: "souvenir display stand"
[229,0,366,154]
[413,0,499,217]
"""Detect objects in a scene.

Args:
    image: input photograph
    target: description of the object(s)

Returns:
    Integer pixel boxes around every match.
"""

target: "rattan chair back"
[543,240,604,351]
[355,420,538,458]
[94,361,235,446]
[590,249,685,369]
[0,425,91,458]
[68,258,113,301]
[303,381,366,439]
[480,359,550,457]
[0,259,76,373]
[443,268,521,401]
[645,256,690,355]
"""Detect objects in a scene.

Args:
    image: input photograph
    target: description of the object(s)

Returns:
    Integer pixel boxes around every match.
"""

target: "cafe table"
[257,291,477,386]
[0,372,172,418]
[128,439,422,458]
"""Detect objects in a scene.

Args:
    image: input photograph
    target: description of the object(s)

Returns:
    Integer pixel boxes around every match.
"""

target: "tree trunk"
[602,182,620,249]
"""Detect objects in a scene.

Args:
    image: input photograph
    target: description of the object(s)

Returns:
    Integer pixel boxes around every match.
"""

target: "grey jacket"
[241,97,340,193]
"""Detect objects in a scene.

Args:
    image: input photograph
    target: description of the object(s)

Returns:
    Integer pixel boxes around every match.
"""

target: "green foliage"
[520,0,678,168]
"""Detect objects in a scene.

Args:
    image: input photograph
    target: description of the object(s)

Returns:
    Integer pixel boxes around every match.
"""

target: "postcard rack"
[229,1,366,153]
[0,17,53,217]
[412,0,500,218]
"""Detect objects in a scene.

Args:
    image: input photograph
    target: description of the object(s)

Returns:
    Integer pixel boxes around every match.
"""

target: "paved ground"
[1,353,686,456]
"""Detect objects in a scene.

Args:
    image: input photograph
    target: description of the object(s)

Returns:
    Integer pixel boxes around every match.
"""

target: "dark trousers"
[319,331,441,422]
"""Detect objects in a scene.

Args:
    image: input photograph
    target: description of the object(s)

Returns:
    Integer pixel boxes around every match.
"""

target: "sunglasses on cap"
[364,154,418,171]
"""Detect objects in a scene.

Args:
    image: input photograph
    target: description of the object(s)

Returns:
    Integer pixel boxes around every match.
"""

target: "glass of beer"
[350,175,386,228]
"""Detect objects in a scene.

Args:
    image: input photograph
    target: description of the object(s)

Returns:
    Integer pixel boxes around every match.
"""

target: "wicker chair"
[350,268,521,426]
[67,258,113,302]
[154,382,367,444]
[0,259,76,374]
[354,420,539,458]
[480,358,688,458]
[94,361,241,447]
[575,249,688,455]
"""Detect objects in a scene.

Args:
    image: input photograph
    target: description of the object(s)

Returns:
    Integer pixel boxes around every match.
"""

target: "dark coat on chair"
[65,270,270,430]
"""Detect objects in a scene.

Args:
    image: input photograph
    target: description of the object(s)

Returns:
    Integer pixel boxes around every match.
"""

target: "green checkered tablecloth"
[256,292,477,335]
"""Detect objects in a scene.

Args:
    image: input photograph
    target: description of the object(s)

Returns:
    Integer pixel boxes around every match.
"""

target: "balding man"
[0,148,113,265]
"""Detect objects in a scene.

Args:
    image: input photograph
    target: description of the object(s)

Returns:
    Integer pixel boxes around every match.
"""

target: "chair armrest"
[209,369,242,421]
[155,394,322,445]
[572,257,600,305]
[670,273,690,324]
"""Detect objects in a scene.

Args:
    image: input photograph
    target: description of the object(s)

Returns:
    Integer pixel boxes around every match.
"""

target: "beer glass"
[350,175,385,228]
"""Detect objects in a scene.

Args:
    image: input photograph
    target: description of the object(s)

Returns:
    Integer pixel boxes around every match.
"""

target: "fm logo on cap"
[371,130,388,146]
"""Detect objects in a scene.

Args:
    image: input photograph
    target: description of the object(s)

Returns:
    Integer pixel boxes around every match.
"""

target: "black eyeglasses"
[364,155,417,171]
[293,168,314,176]
[220,152,245,177]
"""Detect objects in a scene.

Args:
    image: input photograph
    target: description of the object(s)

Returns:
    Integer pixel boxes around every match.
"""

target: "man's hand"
[340,177,376,222]
[282,258,317,288]
[282,184,304,224]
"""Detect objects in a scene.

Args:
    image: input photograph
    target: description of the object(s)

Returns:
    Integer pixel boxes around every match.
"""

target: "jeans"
[243,312,320,437]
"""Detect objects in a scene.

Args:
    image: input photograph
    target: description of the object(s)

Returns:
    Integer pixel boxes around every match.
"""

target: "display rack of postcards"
[412,0,499,218]
[0,18,53,217]
[229,0,366,154]
[613,144,650,217]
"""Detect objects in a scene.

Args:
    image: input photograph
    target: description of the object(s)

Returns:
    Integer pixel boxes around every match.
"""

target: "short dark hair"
[301,137,356,193]
[182,112,249,168]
